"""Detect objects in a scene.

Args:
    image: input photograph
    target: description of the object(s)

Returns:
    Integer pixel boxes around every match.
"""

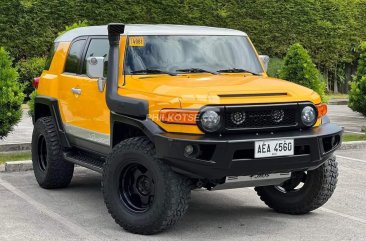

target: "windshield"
[124,35,263,75]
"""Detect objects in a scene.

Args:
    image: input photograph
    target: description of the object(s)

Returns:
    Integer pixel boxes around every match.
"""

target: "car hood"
[126,74,321,108]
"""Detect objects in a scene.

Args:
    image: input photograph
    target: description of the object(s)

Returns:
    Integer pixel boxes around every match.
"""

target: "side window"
[82,38,109,75]
[64,39,86,73]
[44,42,59,70]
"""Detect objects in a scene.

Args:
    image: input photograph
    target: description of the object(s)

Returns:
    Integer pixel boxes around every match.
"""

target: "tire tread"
[255,156,338,214]
[102,137,191,235]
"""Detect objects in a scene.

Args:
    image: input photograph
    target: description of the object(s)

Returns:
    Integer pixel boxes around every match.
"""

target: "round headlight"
[201,110,221,132]
[301,106,317,126]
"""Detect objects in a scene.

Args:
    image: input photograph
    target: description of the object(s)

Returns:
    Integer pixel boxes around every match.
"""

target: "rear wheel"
[102,137,191,235]
[255,155,338,214]
[32,117,74,189]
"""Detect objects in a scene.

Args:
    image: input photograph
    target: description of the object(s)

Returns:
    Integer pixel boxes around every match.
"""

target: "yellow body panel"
[38,36,323,136]
[38,42,110,135]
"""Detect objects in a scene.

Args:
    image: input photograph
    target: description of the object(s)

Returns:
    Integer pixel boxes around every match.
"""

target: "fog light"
[231,111,246,125]
[272,109,284,123]
[184,145,194,156]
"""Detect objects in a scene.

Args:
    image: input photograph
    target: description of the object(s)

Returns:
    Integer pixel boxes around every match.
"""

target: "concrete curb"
[339,141,366,150]
[0,143,31,152]
[3,160,33,172]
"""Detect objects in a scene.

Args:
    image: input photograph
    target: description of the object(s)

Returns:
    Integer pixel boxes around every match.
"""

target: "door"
[58,37,111,151]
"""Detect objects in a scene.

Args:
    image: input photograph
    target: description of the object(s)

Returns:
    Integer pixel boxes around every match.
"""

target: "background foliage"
[349,42,366,116]
[267,58,284,78]
[1,1,365,63]
[279,43,327,102]
[0,0,365,94]
[16,57,46,99]
[0,48,24,139]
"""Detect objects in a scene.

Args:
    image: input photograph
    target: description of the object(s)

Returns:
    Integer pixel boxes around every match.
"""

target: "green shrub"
[28,90,37,117]
[0,47,24,139]
[349,42,366,116]
[16,57,46,99]
[267,57,284,78]
[279,43,327,102]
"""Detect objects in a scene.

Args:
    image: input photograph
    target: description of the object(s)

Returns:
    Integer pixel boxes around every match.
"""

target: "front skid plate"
[211,173,291,190]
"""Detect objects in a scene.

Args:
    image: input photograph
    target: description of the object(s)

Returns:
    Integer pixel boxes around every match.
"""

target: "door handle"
[71,87,82,95]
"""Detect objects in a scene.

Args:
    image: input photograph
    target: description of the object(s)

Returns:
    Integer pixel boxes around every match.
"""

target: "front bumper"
[153,123,343,179]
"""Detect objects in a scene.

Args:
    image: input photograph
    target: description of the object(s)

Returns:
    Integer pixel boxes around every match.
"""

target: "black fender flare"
[110,112,164,147]
[34,96,71,148]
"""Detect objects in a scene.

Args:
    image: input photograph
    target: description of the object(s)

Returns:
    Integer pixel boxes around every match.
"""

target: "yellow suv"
[32,23,343,234]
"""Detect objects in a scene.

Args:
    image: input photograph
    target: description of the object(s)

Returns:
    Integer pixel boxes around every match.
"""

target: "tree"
[279,43,327,102]
[349,42,366,116]
[0,47,24,139]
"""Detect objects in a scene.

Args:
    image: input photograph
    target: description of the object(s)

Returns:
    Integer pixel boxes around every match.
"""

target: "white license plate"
[255,139,294,158]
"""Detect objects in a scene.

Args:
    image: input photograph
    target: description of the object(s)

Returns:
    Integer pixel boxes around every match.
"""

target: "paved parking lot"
[328,105,366,134]
[0,148,365,241]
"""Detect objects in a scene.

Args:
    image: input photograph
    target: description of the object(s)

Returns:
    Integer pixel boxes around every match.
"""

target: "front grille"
[224,104,298,131]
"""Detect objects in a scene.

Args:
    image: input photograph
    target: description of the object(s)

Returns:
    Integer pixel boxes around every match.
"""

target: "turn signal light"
[316,103,328,119]
[159,109,198,125]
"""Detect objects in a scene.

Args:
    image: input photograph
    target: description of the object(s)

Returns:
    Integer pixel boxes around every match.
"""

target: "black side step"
[64,151,105,173]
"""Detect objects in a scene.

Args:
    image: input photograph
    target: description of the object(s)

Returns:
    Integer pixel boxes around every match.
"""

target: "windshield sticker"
[129,36,145,47]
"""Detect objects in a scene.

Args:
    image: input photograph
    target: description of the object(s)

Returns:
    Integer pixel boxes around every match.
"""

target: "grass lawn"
[0,151,32,165]
[328,93,349,100]
[343,133,366,142]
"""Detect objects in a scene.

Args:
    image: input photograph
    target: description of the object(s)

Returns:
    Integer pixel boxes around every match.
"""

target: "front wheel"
[255,155,338,214]
[102,137,191,235]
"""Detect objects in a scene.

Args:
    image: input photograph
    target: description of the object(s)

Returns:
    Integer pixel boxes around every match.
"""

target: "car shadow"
[51,171,319,237]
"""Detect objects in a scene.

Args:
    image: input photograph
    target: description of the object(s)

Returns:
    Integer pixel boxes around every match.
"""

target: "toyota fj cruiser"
[32,23,343,235]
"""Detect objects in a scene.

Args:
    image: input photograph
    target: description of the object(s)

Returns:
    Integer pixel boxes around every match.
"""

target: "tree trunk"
[333,66,338,94]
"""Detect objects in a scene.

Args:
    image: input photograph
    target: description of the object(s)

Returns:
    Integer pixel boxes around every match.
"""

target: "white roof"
[55,24,247,42]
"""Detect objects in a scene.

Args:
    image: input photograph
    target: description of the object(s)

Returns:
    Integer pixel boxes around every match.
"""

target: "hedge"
[16,57,46,99]
[0,0,365,70]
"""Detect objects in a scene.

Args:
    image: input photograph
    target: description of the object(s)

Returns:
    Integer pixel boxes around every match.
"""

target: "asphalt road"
[1,148,365,241]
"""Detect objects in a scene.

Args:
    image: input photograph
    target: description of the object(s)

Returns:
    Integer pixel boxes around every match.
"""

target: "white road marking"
[320,207,366,225]
[336,122,365,126]
[0,177,101,241]
[336,155,366,164]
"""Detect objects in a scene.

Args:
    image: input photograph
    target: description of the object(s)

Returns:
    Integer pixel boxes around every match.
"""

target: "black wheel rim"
[275,171,307,193]
[37,135,48,171]
[119,163,155,213]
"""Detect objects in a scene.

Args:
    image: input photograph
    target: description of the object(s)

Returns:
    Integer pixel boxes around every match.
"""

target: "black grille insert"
[224,104,299,131]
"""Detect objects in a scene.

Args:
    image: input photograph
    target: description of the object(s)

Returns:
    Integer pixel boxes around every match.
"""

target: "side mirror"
[259,55,270,72]
[86,57,106,92]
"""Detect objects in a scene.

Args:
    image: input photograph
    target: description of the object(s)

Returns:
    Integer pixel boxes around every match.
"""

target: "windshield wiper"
[217,68,260,76]
[176,68,218,75]
[131,68,177,76]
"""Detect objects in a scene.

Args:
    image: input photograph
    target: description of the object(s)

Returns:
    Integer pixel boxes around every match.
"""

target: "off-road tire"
[102,137,191,235]
[255,155,338,214]
[32,116,74,189]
